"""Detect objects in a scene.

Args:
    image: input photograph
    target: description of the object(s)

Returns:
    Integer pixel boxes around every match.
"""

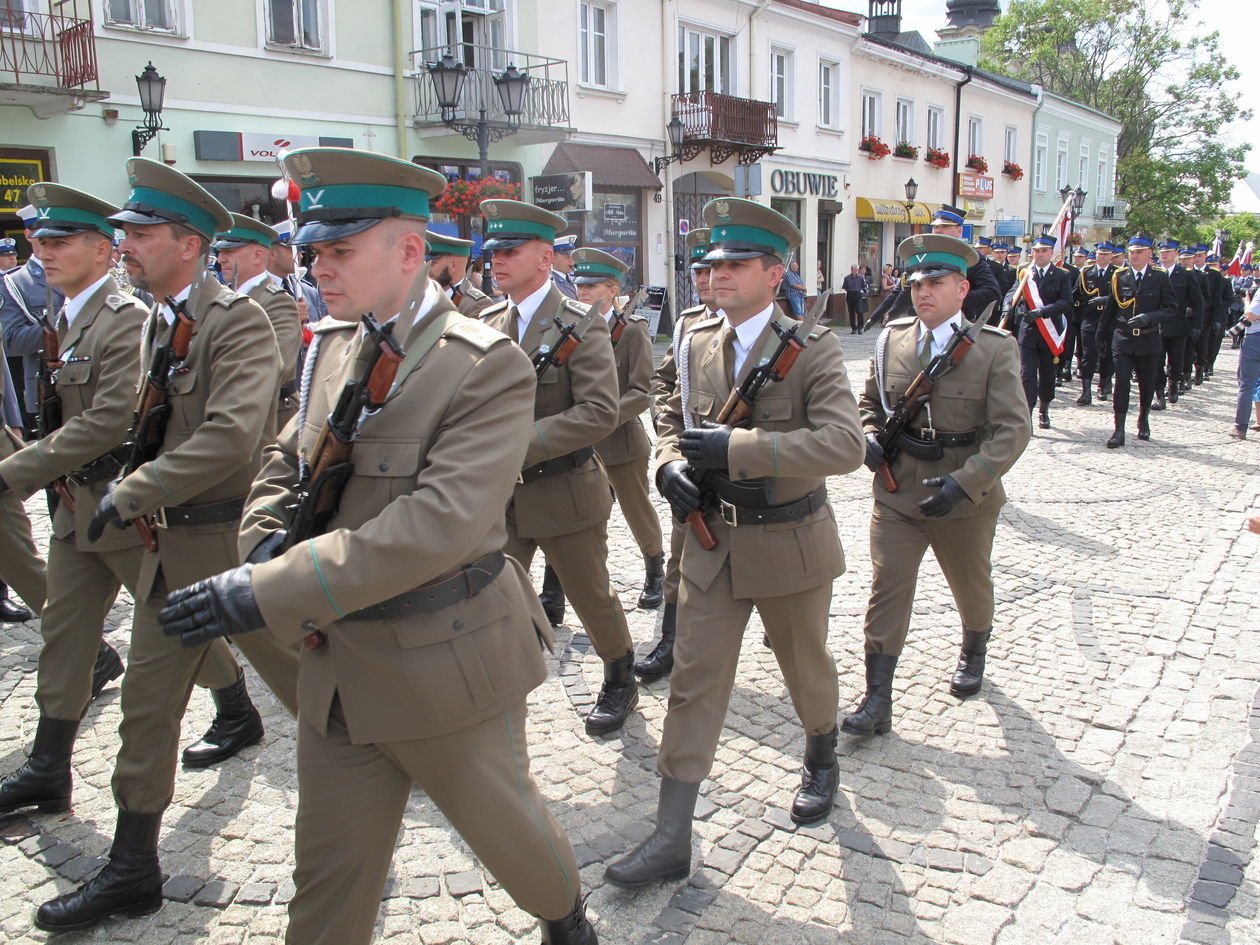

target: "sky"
[820,0,1260,210]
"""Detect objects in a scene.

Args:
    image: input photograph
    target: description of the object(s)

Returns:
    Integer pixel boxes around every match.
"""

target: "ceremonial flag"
[1211,229,1223,258]
[1021,276,1066,357]
[1228,241,1243,278]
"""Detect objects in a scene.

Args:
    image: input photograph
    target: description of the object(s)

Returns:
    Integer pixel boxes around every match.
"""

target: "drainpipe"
[748,0,771,102]
[663,0,676,323]
[951,65,973,207]
[1029,83,1043,245]
[393,0,409,158]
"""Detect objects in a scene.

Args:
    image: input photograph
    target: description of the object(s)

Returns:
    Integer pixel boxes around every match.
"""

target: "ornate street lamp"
[132,62,168,156]
[493,64,530,119]
[652,118,687,176]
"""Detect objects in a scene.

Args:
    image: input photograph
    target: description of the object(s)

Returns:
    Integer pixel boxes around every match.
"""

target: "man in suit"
[638,227,718,682]
[1154,240,1203,410]
[426,232,495,317]
[1012,235,1073,429]
[0,183,146,815]
[479,200,639,738]
[846,233,1029,738]
[1191,244,1224,383]
[990,242,1017,299]
[605,198,865,889]
[550,234,578,299]
[1057,248,1082,384]
[159,147,596,945]
[32,159,301,934]
[1097,234,1176,447]
[1204,252,1234,376]
[1074,243,1118,405]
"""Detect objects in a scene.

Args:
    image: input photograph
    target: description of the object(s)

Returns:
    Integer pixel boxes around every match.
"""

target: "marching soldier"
[990,242,1017,299]
[426,232,495,317]
[845,234,1029,737]
[1191,245,1225,383]
[2,205,59,438]
[33,158,300,933]
[1057,248,1082,384]
[1154,240,1203,409]
[551,233,578,298]
[0,184,146,816]
[1204,252,1234,376]
[571,248,665,610]
[479,200,640,737]
[637,227,717,681]
[1097,235,1176,448]
[0,237,17,272]
[267,220,326,327]
[1011,235,1072,428]
[212,214,303,430]
[1074,242,1118,405]
[605,198,864,889]
[0,324,45,624]
[158,147,597,945]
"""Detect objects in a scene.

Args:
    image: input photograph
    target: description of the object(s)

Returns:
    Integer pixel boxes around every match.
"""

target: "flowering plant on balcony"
[433,177,522,217]
[859,135,890,159]
[893,142,919,159]
[925,147,951,169]
[1002,160,1024,181]
[965,154,989,174]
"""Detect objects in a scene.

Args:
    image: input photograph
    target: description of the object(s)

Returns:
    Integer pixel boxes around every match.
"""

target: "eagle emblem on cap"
[484,202,500,219]
[714,200,730,220]
[292,154,318,185]
[912,235,924,248]
[30,185,47,205]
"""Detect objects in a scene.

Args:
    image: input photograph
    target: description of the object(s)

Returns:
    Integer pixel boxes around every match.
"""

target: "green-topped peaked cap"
[479,199,567,251]
[897,233,979,283]
[25,182,119,240]
[702,197,801,264]
[570,247,628,285]
[212,213,279,250]
[686,227,712,269]
[426,232,473,258]
[108,157,232,240]
[281,147,447,246]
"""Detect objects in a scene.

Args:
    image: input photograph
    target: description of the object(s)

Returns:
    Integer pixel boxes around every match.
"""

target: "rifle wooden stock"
[36,321,75,510]
[610,312,626,344]
[552,331,581,368]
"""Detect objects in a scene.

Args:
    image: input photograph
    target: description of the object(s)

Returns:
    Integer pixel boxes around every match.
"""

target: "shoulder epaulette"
[444,316,508,353]
[104,293,137,312]
[259,281,286,295]
[211,290,253,309]
[560,297,590,317]
[887,316,917,327]
[627,313,648,324]
[480,299,510,317]
[690,313,724,332]
[807,324,832,341]
[980,324,1011,337]
[680,303,707,317]
[311,315,356,335]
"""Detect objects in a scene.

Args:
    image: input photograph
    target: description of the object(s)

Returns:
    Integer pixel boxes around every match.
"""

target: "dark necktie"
[721,326,738,384]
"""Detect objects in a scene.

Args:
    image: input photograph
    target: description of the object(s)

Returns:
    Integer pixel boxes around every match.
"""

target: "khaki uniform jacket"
[482,286,619,540]
[240,287,549,745]
[114,281,280,598]
[650,303,710,425]
[0,275,146,553]
[655,307,865,599]
[593,311,652,466]
[454,280,496,318]
[247,279,301,390]
[860,316,1030,519]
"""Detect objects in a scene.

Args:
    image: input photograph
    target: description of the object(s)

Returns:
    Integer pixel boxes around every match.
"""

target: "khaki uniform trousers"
[286,699,580,945]
[0,491,46,613]
[863,502,998,657]
[504,521,632,662]
[112,574,300,813]
[658,564,839,784]
[603,458,663,558]
[662,518,684,606]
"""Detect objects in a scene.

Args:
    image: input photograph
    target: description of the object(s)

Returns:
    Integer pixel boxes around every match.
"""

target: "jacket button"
[762,409,771,418]
[452,619,464,631]
[301,620,318,631]
[378,460,390,471]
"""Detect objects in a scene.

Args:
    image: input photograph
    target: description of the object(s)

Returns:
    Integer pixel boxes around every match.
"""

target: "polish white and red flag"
[1021,276,1067,357]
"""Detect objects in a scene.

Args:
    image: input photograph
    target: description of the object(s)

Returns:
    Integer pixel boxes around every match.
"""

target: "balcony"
[410,45,572,147]
[0,1,107,116]
[1094,198,1127,224]
[671,91,779,166]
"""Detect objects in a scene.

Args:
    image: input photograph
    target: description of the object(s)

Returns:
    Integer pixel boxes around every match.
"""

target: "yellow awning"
[855,198,933,223]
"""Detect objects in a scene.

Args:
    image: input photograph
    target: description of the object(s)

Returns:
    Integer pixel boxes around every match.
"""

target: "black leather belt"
[155,497,246,528]
[349,551,504,620]
[909,427,978,447]
[716,486,827,527]
[520,446,594,484]
[1123,324,1157,337]
[68,448,126,487]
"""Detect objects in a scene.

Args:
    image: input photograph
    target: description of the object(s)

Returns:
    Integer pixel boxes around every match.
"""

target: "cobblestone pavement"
[1,331,1258,945]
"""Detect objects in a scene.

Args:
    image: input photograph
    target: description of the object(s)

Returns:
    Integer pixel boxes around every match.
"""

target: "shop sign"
[770,169,841,197]
[531,172,592,213]
[958,174,995,199]
[1,159,43,212]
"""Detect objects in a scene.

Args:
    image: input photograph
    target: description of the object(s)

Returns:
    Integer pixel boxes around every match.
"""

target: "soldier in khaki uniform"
[479,200,640,738]
[33,159,300,934]
[0,332,46,619]
[426,231,495,316]
[638,227,717,681]
[158,148,596,945]
[606,199,865,889]
[845,234,1030,739]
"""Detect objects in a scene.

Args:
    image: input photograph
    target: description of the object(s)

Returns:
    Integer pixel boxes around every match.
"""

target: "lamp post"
[903,177,919,225]
[425,53,530,180]
[132,62,167,156]
[652,118,687,176]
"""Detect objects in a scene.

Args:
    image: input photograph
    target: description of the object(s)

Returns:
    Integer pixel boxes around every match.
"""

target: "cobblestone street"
[1,332,1257,945]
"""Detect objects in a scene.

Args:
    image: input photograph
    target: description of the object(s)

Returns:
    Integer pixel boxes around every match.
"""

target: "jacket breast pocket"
[931,380,985,429]
[347,439,424,505]
[57,361,93,387]
[751,396,793,430]
[688,389,717,425]
[168,366,200,431]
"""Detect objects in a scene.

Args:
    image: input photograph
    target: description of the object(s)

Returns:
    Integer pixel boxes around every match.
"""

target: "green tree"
[1192,213,1260,262]
[979,0,1251,235]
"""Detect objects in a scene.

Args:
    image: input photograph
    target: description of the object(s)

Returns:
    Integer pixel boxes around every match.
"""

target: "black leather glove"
[87,479,127,543]
[679,421,732,472]
[1126,313,1152,330]
[918,475,969,518]
[160,564,265,647]
[246,530,288,565]
[657,460,701,521]
[863,433,885,472]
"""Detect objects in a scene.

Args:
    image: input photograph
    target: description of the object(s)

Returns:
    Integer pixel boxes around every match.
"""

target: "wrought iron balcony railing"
[410,45,569,132]
[670,91,779,165]
[0,4,98,89]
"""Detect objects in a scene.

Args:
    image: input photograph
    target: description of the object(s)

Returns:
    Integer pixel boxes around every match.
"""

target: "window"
[580,2,613,88]
[1034,135,1047,191]
[967,117,983,157]
[926,106,945,150]
[818,60,839,128]
[1056,138,1069,191]
[861,90,881,139]
[105,0,175,31]
[1078,145,1089,191]
[267,0,322,50]
[678,24,731,94]
[416,1,508,68]
[770,47,791,119]
[1097,156,1108,203]
[895,99,914,145]
[1004,126,1018,164]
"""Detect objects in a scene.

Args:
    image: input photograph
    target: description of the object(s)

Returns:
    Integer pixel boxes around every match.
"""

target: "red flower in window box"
[859,135,891,159]
[925,147,951,169]
[432,177,523,217]
[893,142,919,159]
[1002,160,1024,181]
[965,154,989,175]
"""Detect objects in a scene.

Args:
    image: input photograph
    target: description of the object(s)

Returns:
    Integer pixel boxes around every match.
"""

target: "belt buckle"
[152,507,168,529]
[923,403,936,439]
[1131,326,1141,336]
[718,499,740,527]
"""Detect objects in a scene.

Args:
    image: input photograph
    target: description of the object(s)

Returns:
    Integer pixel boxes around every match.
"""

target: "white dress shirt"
[61,273,111,329]
[724,303,775,379]
[509,279,555,344]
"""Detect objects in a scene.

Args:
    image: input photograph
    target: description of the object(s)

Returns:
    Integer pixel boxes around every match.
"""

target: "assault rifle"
[532,309,598,379]
[34,313,75,511]
[609,287,649,345]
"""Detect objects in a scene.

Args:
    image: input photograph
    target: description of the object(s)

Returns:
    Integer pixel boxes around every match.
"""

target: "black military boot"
[181,674,264,769]
[634,603,676,680]
[34,810,164,932]
[1167,382,1179,405]
[1106,418,1125,448]
[950,629,991,697]
[1137,411,1151,441]
[585,651,638,736]
[604,778,699,888]
[539,564,566,627]
[1151,390,1166,411]
[540,897,598,944]
[0,594,33,623]
[840,653,897,736]
[1099,377,1112,400]
[1038,402,1051,429]
[91,641,124,701]
[0,716,78,814]
[790,728,839,825]
[1075,379,1092,406]
[637,553,665,609]
[1194,366,1204,385]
